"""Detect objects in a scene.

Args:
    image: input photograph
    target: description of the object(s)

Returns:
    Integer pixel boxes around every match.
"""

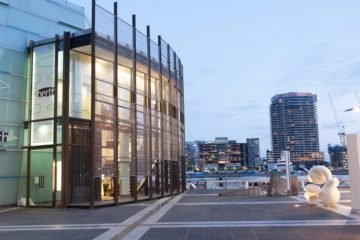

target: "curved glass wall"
[21,2,185,207]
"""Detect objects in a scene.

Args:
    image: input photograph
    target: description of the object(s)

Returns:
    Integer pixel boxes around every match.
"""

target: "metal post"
[158,35,164,197]
[181,156,186,192]
[113,1,119,205]
[131,14,138,201]
[174,52,180,193]
[181,63,186,192]
[90,0,96,209]
[167,44,173,195]
[52,34,59,208]
[61,31,71,208]
[26,41,34,207]
[146,25,153,199]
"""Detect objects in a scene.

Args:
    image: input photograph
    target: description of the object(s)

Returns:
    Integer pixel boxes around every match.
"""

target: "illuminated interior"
[20,5,185,207]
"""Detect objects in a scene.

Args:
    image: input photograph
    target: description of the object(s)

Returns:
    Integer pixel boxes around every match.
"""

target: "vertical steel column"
[167,44,173,195]
[158,36,164,197]
[52,34,59,207]
[181,63,186,192]
[173,52,180,193]
[181,156,186,192]
[90,0,96,209]
[113,2,119,205]
[131,14,138,201]
[146,25,153,199]
[61,31,70,208]
[26,41,34,207]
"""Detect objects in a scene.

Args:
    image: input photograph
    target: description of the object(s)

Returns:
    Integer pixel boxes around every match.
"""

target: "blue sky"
[71,0,360,159]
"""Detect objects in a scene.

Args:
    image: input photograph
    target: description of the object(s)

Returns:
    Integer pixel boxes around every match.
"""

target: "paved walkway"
[0,190,358,240]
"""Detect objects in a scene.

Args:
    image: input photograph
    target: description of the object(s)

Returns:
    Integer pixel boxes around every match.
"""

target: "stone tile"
[186,189,227,195]
[139,228,188,240]
[0,229,106,240]
[159,203,351,222]
[187,228,210,240]
[179,195,293,203]
[0,205,146,225]
[141,226,360,240]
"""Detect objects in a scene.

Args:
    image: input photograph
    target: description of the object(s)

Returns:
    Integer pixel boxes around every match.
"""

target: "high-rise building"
[328,144,348,170]
[270,92,323,169]
[199,137,246,170]
[246,138,260,168]
[0,0,185,208]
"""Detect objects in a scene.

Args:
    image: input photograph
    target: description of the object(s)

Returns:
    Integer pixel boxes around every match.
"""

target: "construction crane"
[328,94,346,146]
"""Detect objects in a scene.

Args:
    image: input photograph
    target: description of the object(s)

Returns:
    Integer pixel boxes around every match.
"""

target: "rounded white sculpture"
[304,184,321,205]
[304,165,340,207]
[308,165,332,185]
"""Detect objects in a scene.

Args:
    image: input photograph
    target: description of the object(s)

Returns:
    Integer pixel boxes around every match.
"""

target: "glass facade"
[0,0,86,205]
[19,3,185,207]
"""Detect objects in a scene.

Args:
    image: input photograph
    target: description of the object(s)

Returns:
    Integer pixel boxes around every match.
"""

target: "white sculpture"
[304,165,340,207]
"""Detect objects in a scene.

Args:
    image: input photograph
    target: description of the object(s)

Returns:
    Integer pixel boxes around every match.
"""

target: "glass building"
[246,138,260,169]
[0,0,87,205]
[270,92,323,169]
[1,0,185,208]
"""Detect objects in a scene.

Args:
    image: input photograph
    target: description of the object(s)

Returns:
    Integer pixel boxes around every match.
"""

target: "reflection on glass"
[69,52,91,119]
[31,44,55,121]
[31,120,53,146]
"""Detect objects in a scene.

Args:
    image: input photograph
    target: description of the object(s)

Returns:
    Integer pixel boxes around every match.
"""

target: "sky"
[71,0,360,160]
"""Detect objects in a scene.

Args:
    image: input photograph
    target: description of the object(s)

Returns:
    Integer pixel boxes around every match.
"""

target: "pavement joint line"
[0,223,125,229]
[122,226,150,240]
[0,207,20,214]
[119,197,170,226]
[143,193,184,225]
[92,226,126,240]
[120,193,184,240]
[0,226,113,232]
[175,200,307,205]
[185,194,219,196]
[142,219,360,228]
[96,194,181,240]
[94,197,170,240]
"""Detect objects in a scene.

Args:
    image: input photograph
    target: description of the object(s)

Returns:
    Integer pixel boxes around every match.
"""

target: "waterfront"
[186,172,350,190]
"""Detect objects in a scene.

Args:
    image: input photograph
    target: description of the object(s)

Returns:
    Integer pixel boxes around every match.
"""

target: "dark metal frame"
[90,0,96,209]
[61,31,70,208]
[25,41,34,207]
[146,25,153,199]
[167,44,173,195]
[24,0,184,208]
[52,34,60,208]
[158,35,165,197]
[113,1,119,205]
[131,14,138,201]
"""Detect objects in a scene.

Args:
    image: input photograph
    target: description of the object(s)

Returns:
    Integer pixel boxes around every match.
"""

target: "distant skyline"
[71,0,360,160]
